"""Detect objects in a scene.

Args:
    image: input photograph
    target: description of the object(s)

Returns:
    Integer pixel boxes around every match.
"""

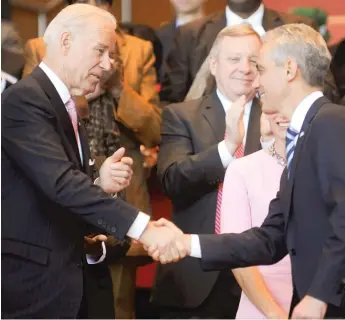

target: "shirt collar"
[216,88,252,115]
[225,3,264,28]
[39,62,71,104]
[290,91,324,133]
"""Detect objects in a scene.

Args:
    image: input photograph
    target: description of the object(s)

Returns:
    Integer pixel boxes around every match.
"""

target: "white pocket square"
[299,132,305,138]
[89,159,95,166]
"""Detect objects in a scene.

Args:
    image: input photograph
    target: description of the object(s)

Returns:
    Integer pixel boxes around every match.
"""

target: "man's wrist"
[182,234,192,256]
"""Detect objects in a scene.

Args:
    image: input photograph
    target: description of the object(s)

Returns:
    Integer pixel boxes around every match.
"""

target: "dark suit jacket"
[156,20,177,82]
[159,8,316,103]
[198,96,345,309]
[151,91,261,308]
[1,67,139,318]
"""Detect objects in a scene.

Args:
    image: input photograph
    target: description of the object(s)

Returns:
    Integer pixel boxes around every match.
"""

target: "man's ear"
[61,32,72,55]
[285,58,298,82]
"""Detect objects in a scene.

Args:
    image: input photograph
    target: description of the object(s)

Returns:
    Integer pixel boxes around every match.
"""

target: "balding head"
[42,4,117,96]
[44,4,116,49]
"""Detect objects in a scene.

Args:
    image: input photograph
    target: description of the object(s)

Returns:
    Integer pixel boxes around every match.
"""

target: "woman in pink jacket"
[220,113,292,319]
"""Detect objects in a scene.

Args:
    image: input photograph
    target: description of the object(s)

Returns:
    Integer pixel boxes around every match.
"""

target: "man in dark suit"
[151,24,271,318]
[1,4,181,319]
[154,24,345,319]
[159,0,316,104]
[156,0,205,82]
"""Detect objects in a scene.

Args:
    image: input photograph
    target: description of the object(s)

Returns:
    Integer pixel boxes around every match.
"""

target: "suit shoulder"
[163,96,207,119]
[2,75,46,109]
[178,11,225,36]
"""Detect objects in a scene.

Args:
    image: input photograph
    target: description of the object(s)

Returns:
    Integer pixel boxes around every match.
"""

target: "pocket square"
[89,159,95,166]
[299,132,305,138]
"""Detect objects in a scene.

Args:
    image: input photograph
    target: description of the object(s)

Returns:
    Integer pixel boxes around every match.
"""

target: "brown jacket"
[22,34,162,213]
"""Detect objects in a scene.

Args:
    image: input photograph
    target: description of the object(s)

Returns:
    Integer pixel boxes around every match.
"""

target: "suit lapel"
[283,96,330,224]
[244,98,261,155]
[262,8,285,31]
[30,67,82,169]
[202,91,226,142]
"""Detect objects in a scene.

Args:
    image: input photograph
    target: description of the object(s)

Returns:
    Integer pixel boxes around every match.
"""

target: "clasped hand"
[139,218,191,264]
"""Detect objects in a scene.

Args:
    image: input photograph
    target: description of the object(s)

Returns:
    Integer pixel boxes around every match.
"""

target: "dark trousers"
[158,270,241,319]
[289,287,345,319]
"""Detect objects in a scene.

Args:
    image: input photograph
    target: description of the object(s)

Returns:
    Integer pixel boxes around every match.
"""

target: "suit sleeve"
[157,106,225,201]
[159,26,194,103]
[22,39,40,77]
[307,107,345,306]
[115,41,162,147]
[2,85,139,241]
[199,188,288,271]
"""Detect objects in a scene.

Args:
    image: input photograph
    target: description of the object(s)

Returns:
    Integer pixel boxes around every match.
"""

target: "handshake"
[138,218,192,264]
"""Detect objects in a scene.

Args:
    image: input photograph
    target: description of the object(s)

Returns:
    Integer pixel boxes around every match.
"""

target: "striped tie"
[286,127,299,177]
[215,142,244,234]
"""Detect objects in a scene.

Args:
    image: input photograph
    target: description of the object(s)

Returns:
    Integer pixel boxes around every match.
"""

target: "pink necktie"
[215,141,244,234]
[66,98,79,144]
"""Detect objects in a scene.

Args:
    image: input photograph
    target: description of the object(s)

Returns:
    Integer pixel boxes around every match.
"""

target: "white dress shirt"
[217,89,252,168]
[190,90,325,258]
[39,62,151,262]
[225,4,266,37]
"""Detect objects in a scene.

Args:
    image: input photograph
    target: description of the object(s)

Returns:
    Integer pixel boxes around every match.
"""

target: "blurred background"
[4,0,345,46]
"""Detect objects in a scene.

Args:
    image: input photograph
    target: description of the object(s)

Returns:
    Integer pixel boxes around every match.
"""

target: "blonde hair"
[43,3,117,49]
[263,23,331,87]
[186,24,260,101]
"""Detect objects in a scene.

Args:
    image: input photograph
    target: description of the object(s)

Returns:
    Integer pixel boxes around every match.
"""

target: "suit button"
[111,227,116,233]
[290,249,296,256]
[98,219,103,225]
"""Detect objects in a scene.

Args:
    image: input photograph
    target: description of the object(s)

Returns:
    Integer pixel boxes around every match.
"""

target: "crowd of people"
[1,0,345,319]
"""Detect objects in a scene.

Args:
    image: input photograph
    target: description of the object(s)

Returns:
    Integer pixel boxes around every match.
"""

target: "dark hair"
[65,0,113,6]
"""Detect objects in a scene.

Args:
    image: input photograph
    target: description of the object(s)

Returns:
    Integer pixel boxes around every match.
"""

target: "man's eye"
[97,48,104,55]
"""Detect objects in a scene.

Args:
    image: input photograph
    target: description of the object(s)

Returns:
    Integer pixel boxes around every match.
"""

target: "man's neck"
[176,10,204,26]
[282,85,322,120]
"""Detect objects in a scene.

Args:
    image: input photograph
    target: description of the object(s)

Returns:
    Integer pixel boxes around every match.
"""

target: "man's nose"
[239,58,252,74]
[100,54,112,71]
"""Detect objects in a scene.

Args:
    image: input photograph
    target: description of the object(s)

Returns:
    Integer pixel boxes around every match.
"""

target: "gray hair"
[185,24,260,101]
[209,23,261,59]
[43,4,117,48]
[263,23,331,88]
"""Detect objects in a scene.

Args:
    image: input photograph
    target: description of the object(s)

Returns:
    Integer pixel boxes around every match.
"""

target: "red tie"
[66,98,79,144]
[214,142,244,234]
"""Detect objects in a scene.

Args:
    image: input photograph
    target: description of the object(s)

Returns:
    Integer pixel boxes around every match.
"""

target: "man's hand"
[139,218,190,264]
[98,147,133,194]
[224,95,246,155]
[140,145,159,168]
[292,295,327,319]
[84,234,107,257]
[140,218,191,264]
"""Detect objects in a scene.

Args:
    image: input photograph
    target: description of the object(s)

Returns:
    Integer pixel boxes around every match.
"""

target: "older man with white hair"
[1,4,182,319]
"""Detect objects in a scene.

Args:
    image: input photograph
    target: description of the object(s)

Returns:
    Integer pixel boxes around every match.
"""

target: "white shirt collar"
[216,88,252,115]
[290,91,324,133]
[39,62,71,104]
[225,4,265,36]
[175,18,185,28]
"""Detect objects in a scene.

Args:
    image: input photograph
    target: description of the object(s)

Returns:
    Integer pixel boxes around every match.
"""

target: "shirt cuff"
[126,211,151,240]
[260,137,275,150]
[86,241,106,264]
[218,140,235,169]
[190,234,202,258]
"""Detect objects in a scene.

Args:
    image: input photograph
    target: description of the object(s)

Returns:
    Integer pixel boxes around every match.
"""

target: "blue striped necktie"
[286,127,299,177]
